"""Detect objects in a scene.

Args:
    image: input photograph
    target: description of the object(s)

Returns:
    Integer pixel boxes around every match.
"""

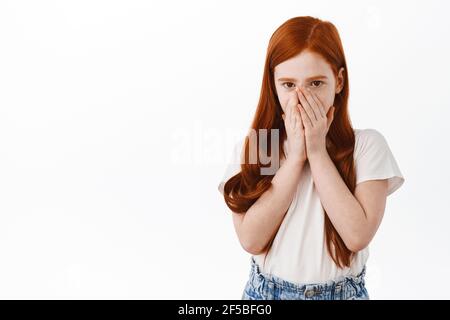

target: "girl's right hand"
[281,89,307,164]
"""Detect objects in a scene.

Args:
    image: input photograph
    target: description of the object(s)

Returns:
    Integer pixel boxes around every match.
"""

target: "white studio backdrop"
[0,0,448,299]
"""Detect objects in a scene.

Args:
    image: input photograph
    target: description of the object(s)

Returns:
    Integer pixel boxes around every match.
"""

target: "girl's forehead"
[274,52,331,78]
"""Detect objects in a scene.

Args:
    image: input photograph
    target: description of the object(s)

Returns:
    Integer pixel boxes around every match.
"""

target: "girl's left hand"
[295,86,335,157]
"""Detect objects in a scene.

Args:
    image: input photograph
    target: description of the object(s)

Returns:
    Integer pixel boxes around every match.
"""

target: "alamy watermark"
[170,120,282,175]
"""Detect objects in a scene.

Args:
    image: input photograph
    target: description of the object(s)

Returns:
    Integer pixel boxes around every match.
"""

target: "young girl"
[218,16,405,300]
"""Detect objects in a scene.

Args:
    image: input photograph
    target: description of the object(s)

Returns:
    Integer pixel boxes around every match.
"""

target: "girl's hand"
[296,87,335,157]
[281,89,307,164]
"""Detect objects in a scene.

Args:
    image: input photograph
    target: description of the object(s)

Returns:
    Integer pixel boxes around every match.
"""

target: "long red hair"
[222,16,357,268]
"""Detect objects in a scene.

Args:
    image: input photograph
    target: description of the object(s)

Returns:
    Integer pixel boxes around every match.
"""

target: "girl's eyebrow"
[277,75,328,82]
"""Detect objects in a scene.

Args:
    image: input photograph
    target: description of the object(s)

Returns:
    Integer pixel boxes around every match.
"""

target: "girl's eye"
[281,82,295,89]
[311,80,323,88]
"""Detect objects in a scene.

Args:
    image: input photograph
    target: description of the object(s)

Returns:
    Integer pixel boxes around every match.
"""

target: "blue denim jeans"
[241,257,370,300]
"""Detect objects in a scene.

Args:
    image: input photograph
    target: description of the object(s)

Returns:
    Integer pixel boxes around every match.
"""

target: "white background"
[0,0,448,299]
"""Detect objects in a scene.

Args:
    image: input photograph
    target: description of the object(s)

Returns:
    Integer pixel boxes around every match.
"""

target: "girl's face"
[274,50,345,115]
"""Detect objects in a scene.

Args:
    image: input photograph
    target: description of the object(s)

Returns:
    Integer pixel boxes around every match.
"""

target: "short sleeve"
[354,128,405,196]
[217,138,244,196]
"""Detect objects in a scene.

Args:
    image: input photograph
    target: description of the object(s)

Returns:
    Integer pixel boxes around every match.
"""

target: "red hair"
[222,16,357,268]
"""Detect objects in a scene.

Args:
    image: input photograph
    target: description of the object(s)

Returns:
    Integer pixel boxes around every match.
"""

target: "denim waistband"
[248,256,367,299]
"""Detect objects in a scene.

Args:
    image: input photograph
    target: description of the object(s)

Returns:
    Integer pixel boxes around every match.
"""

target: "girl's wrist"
[285,156,307,167]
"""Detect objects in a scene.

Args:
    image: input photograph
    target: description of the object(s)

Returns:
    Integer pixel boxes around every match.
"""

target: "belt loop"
[251,257,257,275]
[252,256,259,274]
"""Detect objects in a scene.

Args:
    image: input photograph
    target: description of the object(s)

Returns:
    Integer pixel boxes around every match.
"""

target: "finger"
[299,104,313,128]
[292,99,300,120]
[311,89,328,114]
[288,101,294,130]
[307,89,325,118]
[299,105,312,129]
[327,106,335,129]
[285,94,295,116]
[297,104,305,130]
[296,87,317,122]
[291,99,300,116]
[293,110,299,130]
[289,92,299,111]
[301,88,322,119]
[292,103,301,128]
[289,97,294,125]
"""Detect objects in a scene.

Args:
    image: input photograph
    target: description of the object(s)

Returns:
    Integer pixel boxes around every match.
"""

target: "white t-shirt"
[218,128,405,284]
